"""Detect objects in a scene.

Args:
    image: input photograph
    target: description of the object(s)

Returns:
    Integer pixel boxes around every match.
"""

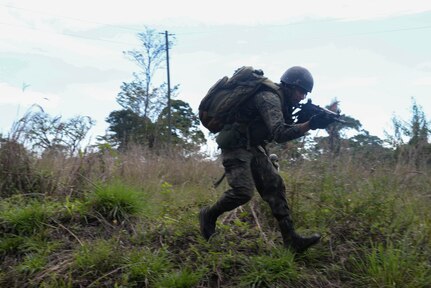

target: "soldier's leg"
[251,148,320,253]
[200,148,255,240]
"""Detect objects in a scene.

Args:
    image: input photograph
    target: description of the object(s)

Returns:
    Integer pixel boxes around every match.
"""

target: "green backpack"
[199,66,282,133]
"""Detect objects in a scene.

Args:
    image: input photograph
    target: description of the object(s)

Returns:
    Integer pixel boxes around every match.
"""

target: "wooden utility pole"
[164,30,172,145]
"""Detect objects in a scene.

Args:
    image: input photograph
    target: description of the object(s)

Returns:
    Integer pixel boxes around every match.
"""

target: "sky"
[1,0,431,153]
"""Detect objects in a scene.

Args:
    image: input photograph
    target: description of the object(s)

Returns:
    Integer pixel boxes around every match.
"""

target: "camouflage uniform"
[213,88,302,222]
[201,86,320,253]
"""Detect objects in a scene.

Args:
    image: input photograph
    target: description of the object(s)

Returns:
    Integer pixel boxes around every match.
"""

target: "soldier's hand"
[309,113,336,130]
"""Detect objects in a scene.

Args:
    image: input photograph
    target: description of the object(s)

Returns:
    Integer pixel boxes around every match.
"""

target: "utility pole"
[163,30,172,145]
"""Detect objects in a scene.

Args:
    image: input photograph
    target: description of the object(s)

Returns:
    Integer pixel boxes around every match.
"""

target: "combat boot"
[199,206,218,240]
[279,217,321,253]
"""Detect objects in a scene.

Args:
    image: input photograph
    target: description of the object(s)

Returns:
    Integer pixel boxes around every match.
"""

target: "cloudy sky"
[1,0,431,149]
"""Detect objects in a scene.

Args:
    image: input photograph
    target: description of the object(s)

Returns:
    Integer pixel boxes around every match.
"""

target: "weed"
[0,235,26,255]
[0,197,58,235]
[237,247,299,287]
[123,248,172,286]
[86,181,148,222]
[155,268,203,288]
[16,252,48,275]
[74,239,123,273]
[350,241,431,287]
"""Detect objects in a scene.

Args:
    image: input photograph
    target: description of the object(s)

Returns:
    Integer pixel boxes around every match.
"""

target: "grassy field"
[0,143,430,287]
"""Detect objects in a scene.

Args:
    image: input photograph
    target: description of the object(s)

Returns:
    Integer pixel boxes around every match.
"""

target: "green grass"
[123,248,173,286]
[155,268,203,288]
[0,196,59,235]
[0,153,430,287]
[86,181,149,221]
[237,247,300,287]
[74,239,123,272]
[349,241,431,287]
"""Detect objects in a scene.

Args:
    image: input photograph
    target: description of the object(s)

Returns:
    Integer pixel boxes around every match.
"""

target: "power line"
[0,21,138,47]
[335,24,431,37]
[1,2,431,49]
[3,2,431,39]
[0,3,146,33]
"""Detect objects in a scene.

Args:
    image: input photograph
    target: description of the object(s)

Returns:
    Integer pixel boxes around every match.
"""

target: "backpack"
[199,66,282,133]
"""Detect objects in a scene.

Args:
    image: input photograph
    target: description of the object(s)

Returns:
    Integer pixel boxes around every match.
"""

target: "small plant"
[86,181,147,221]
[155,268,203,288]
[350,242,431,287]
[16,252,48,275]
[0,197,58,235]
[0,235,25,255]
[61,195,86,218]
[74,239,123,273]
[238,247,299,287]
[123,248,172,286]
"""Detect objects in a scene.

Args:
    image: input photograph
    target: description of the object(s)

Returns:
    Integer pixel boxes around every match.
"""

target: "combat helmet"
[280,66,314,93]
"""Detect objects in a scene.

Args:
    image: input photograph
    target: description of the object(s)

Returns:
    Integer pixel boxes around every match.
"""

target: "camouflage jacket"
[216,87,304,149]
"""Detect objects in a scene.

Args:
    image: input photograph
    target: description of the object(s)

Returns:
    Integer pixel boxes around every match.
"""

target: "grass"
[0,196,59,235]
[86,181,149,222]
[349,241,431,287]
[0,146,430,287]
[237,248,299,287]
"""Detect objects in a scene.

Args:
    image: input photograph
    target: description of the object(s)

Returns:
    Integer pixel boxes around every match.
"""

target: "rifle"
[293,99,346,124]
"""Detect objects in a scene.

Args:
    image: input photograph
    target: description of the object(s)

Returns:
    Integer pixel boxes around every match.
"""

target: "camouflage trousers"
[213,146,291,221]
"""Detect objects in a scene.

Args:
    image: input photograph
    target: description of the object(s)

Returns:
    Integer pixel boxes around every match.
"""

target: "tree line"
[2,27,430,169]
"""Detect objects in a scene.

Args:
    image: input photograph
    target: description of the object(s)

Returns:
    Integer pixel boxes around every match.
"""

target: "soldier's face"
[292,87,307,105]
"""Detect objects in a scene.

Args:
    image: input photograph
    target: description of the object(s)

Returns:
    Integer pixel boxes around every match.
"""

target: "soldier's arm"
[255,91,311,143]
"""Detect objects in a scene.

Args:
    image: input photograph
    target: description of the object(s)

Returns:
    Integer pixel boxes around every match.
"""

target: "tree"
[107,27,205,151]
[156,100,206,152]
[113,27,169,149]
[105,109,153,150]
[311,100,362,156]
[385,98,430,169]
[120,27,172,120]
[12,106,95,156]
[346,130,394,164]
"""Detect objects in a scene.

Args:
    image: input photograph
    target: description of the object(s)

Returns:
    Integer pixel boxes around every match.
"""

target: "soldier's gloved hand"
[309,113,335,130]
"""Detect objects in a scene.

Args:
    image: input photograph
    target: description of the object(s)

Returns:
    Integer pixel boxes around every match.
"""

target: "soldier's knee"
[234,187,254,204]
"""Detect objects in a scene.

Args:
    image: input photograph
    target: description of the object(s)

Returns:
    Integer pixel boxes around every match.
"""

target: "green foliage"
[155,268,203,288]
[106,109,152,149]
[86,181,148,221]
[0,233,60,258]
[350,242,431,287]
[157,99,207,150]
[61,196,87,218]
[74,239,123,272]
[0,235,26,254]
[39,276,74,288]
[0,147,430,287]
[106,100,206,152]
[386,97,430,169]
[107,27,206,151]
[238,248,299,287]
[123,248,172,286]
[16,252,48,274]
[0,196,58,235]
